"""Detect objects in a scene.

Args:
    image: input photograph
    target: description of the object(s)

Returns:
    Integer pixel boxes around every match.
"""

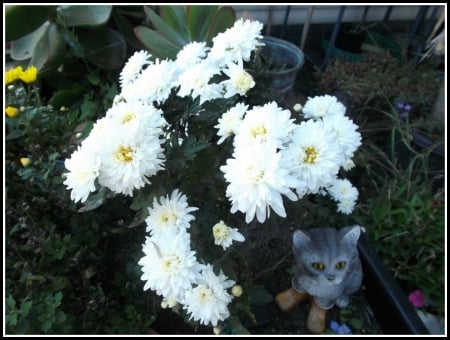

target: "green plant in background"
[134,5,236,59]
[351,100,444,320]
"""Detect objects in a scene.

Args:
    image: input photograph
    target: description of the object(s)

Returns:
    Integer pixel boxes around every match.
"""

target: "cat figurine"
[275,225,363,334]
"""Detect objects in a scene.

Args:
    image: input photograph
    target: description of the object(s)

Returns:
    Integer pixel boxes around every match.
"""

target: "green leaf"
[49,83,86,109]
[30,23,66,72]
[58,5,112,27]
[227,315,251,335]
[112,10,145,50]
[144,6,188,47]
[76,27,127,70]
[206,6,236,44]
[10,21,49,61]
[160,6,189,41]
[134,26,180,60]
[5,5,53,41]
[186,5,219,42]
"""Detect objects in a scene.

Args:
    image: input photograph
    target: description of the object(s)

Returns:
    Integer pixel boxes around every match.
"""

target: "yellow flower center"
[213,221,231,241]
[158,210,177,226]
[304,146,318,164]
[250,125,267,140]
[116,146,134,163]
[122,112,136,124]
[233,71,254,93]
[161,254,181,273]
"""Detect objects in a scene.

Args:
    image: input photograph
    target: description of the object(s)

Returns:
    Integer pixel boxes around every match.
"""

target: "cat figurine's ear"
[340,225,362,247]
[292,229,311,256]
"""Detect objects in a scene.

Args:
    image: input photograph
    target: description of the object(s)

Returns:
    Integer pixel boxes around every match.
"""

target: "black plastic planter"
[358,233,430,334]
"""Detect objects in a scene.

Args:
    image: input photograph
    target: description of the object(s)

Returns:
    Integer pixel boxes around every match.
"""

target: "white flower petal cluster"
[139,190,237,327]
[212,220,245,250]
[327,178,359,214]
[146,189,199,237]
[215,103,248,144]
[220,96,362,221]
[119,50,152,87]
[183,264,235,327]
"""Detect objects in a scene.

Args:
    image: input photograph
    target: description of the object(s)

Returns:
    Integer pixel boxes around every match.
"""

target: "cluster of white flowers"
[63,17,362,329]
[63,18,263,328]
[218,95,362,223]
[138,189,238,327]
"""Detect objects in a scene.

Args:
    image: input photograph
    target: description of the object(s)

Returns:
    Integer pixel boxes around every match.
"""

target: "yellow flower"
[19,66,38,84]
[5,66,23,85]
[5,106,19,118]
[20,158,32,167]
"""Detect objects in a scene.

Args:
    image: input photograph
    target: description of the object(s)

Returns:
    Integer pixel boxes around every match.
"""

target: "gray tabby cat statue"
[275,225,363,334]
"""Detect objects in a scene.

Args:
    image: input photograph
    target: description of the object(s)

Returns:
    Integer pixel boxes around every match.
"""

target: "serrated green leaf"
[134,26,180,59]
[186,5,219,42]
[10,21,49,61]
[206,7,236,44]
[5,5,53,41]
[144,6,188,48]
[58,5,112,27]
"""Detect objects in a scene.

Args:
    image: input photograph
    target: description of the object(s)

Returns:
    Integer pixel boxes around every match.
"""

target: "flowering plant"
[62,18,362,332]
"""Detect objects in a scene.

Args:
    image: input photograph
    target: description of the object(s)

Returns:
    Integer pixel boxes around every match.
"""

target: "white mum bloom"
[122,59,177,105]
[234,101,295,149]
[176,41,209,71]
[119,50,152,88]
[145,189,199,237]
[138,229,201,302]
[221,60,255,98]
[212,220,245,250]
[183,264,235,327]
[327,178,359,214]
[282,120,345,195]
[209,18,264,65]
[97,128,165,196]
[176,62,222,104]
[302,95,346,119]
[322,113,362,161]
[63,147,101,203]
[221,143,298,223]
[106,101,167,136]
[215,103,248,144]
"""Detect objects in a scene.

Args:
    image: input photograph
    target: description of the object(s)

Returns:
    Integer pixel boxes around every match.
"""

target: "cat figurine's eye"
[335,261,346,269]
[312,262,325,270]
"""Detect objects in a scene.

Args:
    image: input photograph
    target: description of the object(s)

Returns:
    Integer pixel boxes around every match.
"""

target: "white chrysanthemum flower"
[209,18,264,65]
[176,41,209,70]
[221,143,298,223]
[322,113,362,161]
[282,120,345,195]
[234,101,295,149]
[215,103,248,144]
[63,147,101,203]
[97,129,165,196]
[221,60,255,98]
[302,95,346,119]
[176,62,222,104]
[327,178,359,214]
[146,189,199,237]
[183,264,235,327]
[119,50,152,88]
[122,59,177,104]
[212,220,245,250]
[139,229,202,301]
[106,101,167,136]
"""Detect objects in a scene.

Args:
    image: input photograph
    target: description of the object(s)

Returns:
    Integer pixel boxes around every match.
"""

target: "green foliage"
[134,5,236,59]
[352,105,444,318]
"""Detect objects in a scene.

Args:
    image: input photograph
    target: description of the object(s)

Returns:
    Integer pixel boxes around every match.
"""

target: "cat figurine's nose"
[326,274,335,281]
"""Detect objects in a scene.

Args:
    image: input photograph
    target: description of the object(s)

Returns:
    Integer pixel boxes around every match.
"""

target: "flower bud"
[293,103,303,112]
[20,158,31,167]
[231,284,243,297]
[213,325,222,335]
